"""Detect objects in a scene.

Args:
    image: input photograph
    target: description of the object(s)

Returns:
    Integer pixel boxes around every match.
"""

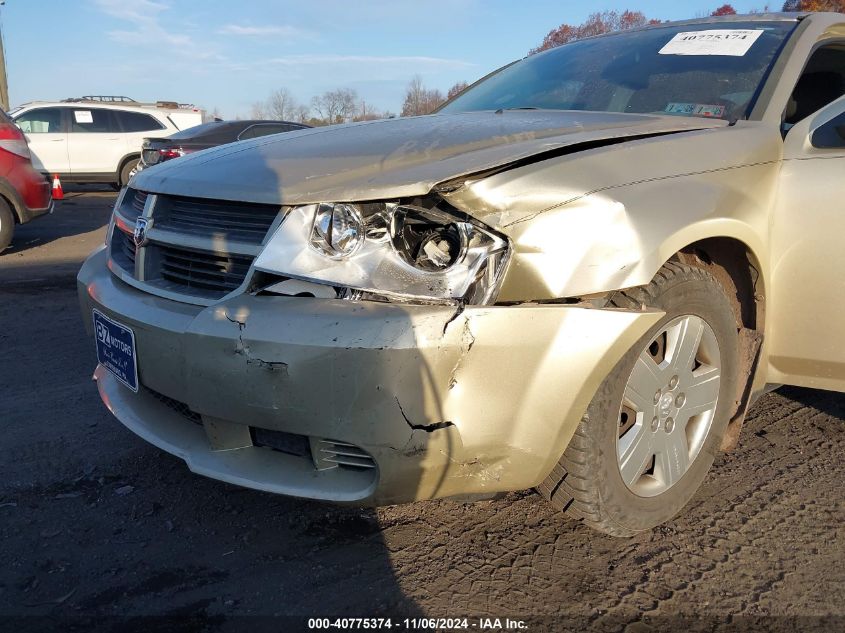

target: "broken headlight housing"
[253,202,510,304]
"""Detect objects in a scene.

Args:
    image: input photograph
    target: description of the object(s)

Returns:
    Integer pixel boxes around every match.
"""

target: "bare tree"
[401,75,444,117]
[312,88,359,125]
[353,100,391,122]
[447,81,469,100]
[250,101,268,119]
[267,88,302,121]
[292,104,312,124]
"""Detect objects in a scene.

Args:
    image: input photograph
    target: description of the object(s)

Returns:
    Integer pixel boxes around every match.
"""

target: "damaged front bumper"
[78,247,663,504]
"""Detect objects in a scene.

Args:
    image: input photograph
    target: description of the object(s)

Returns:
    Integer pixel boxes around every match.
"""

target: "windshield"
[441,21,797,121]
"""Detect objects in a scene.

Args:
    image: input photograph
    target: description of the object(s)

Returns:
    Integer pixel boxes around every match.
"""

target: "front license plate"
[93,309,139,392]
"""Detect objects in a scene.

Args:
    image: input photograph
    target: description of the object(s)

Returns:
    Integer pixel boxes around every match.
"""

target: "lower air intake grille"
[143,386,202,425]
[314,440,377,471]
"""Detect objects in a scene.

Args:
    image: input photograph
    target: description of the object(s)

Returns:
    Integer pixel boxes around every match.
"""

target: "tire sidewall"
[0,199,14,252]
[590,273,739,534]
[120,158,139,187]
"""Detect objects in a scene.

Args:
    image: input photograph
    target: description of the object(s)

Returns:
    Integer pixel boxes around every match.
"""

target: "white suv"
[10,97,203,188]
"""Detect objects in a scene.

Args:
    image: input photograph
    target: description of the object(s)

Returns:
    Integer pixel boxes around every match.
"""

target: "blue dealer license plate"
[93,309,139,392]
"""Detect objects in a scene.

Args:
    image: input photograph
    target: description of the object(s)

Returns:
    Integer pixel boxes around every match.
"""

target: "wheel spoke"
[657,430,689,488]
[682,366,721,418]
[618,424,654,487]
[624,352,662,413]
[668,316,704,374]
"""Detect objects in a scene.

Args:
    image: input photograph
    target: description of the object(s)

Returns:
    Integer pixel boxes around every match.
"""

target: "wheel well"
[119,153,140,174]
[675,237,764,333]
[674,238,766,452]
[0,194,20,224]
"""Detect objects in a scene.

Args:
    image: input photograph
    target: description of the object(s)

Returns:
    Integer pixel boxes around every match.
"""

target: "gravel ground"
[0,192,843,632]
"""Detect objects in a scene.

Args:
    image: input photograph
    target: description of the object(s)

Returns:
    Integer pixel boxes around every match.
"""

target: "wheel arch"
[666,235,767,451]
[0,178,26,224]
[118,152,141,184]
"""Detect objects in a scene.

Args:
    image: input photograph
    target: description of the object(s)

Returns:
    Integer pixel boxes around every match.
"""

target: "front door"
[13,107,69,173]
[769,94,845,391]
[66,107,124,176]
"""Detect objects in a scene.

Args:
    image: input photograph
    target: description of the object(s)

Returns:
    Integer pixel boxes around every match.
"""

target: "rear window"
[165,121,238,142]
[117,110,166,132]
[70,108,119,133]
[237,123,303,140]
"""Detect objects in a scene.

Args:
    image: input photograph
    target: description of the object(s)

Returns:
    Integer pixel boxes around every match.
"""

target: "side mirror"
[811,111,845,149]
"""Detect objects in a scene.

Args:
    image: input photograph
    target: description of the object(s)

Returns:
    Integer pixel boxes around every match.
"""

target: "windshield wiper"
[495,107,540,114]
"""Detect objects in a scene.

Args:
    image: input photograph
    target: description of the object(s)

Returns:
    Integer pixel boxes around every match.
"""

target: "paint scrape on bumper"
[79,248,662,504]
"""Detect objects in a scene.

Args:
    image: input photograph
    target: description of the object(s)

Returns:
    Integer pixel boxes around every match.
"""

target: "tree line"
[248,76,469,126]
[237,1,842,124]
[531,2,845,53]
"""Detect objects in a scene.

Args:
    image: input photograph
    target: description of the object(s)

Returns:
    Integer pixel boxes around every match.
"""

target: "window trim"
[114,109,167,133]
[237,123,301,141]
[68,107,121,134]
[781,37,845,130]
[13,106,69,134]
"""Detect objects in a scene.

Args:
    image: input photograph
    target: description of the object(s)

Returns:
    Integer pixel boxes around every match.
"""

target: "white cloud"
[267,55,474,68]
[92,0,220,60]
[218,24,314,39]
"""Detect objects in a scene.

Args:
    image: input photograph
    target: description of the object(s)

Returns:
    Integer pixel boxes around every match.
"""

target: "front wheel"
[539,262,740,536]
[119,158,139,188]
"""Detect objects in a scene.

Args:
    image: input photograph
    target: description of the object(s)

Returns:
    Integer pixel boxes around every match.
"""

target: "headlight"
[254,202,509,304]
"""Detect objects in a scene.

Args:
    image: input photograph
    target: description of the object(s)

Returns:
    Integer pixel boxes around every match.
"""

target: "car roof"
[550,11,838,45]
[11,100,192,115]
[159,119,310,142]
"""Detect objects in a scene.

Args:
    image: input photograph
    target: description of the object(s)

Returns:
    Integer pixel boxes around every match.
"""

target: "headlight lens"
[310,203,364,259]
[254,202,509,304]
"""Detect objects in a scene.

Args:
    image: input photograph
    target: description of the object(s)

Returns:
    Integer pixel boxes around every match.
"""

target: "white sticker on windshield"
[659,29,764,57]
[74,110,93,124]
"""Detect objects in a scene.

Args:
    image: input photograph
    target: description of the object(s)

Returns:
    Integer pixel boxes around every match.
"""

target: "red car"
[0,109,52,252]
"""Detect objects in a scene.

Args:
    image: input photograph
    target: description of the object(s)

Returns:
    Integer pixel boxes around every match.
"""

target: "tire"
[539,262,739,536]
[0,198,15,253]
[119,158,139,188]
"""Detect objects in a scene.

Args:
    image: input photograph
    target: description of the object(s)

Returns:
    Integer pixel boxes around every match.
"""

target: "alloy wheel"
[616,314,721,497]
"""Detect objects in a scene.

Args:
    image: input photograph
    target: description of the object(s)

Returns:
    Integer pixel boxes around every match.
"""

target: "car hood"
[132,110,728,206]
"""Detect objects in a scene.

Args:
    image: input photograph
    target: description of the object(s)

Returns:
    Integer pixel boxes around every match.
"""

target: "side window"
[785,45,845,126]
[116,111,166,132]
[14,108,64,134]
[237,124,297,140]
[70,108,119,133]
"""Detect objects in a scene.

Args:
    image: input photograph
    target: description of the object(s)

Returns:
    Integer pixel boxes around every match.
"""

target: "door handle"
[50,139,65,142]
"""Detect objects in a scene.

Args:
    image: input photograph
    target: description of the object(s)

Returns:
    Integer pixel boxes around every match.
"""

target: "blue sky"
[3,0,768,118]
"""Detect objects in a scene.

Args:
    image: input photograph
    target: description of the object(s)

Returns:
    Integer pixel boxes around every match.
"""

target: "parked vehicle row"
[9,97,203,188]
[2,97,311,253]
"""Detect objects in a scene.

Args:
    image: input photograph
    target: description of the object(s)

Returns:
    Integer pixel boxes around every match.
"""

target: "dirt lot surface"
[1,191,843,632]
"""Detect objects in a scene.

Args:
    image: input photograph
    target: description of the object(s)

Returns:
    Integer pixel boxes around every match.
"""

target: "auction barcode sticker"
[659,29,764,56]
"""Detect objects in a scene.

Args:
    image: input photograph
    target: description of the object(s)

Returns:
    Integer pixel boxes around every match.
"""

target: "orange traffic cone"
[51,174,64,200]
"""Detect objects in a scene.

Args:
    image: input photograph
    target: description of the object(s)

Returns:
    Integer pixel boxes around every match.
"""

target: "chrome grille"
[154,195,281,243]
[155,244,253,295]
[117,189,148,222]
[110,228,136,271]
[108,189,282,302]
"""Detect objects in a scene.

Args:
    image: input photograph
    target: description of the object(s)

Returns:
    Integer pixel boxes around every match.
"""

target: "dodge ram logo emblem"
[133,218,150,249]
